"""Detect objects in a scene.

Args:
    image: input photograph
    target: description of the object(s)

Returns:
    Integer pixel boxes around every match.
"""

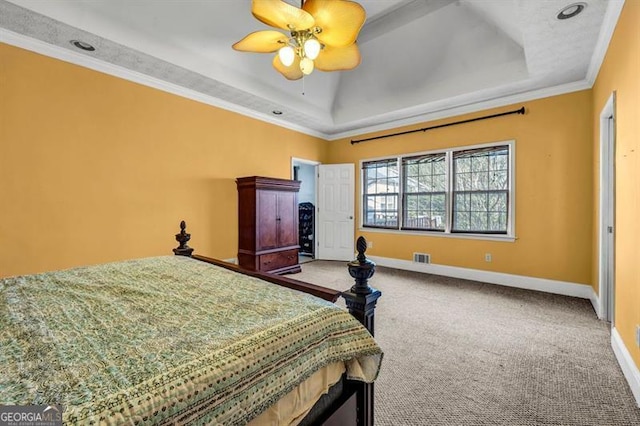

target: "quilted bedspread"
[0,256,382,425]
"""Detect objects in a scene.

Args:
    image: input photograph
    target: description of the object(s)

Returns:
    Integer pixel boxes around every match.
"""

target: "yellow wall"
[329,91,594,285]
[0,43,328,277]
[592,0,640,368]
[1,0,636,338]
[1,0,638,396]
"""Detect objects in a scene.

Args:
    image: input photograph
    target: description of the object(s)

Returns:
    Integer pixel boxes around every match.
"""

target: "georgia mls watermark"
[0,405,63,426]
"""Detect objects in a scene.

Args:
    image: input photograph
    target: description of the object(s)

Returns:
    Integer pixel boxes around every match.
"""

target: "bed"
[0,222,382,425]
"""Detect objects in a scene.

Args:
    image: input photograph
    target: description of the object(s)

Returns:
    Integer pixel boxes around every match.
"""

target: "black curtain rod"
[350,106,526,145]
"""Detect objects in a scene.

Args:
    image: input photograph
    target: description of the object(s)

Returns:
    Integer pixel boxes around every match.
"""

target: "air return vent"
[413,253,431,264]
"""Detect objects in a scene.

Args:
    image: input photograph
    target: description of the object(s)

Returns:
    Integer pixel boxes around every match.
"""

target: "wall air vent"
[413,253,431,264]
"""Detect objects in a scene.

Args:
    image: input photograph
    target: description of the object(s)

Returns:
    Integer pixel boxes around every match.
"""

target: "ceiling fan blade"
[303,0,366,47]
[252,0,315,31]
[315,43,361,71]
[273,54,304,80]
[232,30,289,53]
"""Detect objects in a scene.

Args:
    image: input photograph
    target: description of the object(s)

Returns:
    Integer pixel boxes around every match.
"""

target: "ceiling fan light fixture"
[234,0,366,80]
[303,38,321,60]
[300,57,314,75]
[278,45,295,66]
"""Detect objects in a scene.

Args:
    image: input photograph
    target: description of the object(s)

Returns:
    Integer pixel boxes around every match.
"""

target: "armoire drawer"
[259,249,298,272]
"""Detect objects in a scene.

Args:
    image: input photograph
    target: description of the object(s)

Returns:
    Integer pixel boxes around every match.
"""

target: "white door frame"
[598,92,616,323]
[291,157,320,258]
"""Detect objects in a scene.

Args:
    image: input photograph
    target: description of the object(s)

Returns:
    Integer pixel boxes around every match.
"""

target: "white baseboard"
[612,327,640,407]
[591,291,601,318]
[368,256,596,302]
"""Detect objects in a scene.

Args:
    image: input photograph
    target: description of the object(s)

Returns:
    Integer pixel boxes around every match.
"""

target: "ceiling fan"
[233,0,366,80]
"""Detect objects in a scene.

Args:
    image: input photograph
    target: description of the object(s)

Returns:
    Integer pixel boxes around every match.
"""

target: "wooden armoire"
[236,176,301,274]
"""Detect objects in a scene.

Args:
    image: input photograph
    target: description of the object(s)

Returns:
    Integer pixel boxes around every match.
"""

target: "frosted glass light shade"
[278,46,295,66]
[303,38,321,60]
[300,57,314,75]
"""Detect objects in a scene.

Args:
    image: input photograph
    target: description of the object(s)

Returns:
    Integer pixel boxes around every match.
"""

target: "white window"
[403,153,447,231]
[362,159,399,228]
[362,141,514,237]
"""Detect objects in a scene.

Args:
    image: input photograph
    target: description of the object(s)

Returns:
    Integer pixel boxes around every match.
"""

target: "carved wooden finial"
[356,236,368,263]
[173,220,194,256]
[347,236,375,295]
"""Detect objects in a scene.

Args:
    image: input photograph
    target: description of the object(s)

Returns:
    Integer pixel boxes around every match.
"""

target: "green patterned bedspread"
[0,256,382,425]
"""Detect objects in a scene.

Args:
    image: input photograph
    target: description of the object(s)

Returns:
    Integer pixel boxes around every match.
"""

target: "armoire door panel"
[277,191,298,247]
[257,190,278,250]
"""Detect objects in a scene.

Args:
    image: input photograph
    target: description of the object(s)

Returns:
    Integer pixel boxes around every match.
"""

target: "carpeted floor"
[295,260,640,426]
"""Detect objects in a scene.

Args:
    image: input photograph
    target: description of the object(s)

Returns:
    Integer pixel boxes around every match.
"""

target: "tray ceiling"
[0,0,623,139]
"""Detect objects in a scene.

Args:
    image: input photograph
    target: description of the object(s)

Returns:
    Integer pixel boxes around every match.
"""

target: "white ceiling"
[0,0,623,139]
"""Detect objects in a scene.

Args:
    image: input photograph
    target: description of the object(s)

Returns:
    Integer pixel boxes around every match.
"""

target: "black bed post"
[343,236,381,426]
[344,236,381,334]
[173,220,194,257]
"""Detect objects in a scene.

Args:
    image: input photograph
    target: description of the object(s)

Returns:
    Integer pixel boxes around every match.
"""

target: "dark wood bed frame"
[173,221,381,426]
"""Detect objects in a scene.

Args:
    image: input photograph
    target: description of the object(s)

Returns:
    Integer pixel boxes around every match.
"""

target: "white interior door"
[599,94,615,323]
[317,164,355,261]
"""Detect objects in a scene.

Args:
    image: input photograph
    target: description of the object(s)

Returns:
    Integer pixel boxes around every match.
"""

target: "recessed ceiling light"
[272,110,283,115]
[70,40,95,51]
[557,2,586,20]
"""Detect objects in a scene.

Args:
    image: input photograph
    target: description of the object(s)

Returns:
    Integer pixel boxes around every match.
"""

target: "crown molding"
[0,28,329,140]
[325,80,592,141]
[1,0,624,144]
[586,0,626,85]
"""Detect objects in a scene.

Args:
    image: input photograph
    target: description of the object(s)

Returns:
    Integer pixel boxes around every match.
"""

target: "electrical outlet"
[367,241,373,248]
[485,253,492,262]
